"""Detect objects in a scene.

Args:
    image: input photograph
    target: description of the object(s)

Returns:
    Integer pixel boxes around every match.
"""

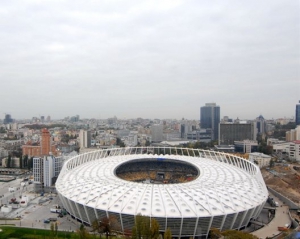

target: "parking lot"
[13,194,79,232]
[0,178,80,232]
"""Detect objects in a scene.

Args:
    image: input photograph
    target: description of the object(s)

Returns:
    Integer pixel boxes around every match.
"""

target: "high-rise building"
[79,130,91,148]
[40,128,51,155]
[33,155,64,187]
[151,124,163,142]
[180,121,193,139]
[22,128,57,157]
[256,115,266,135]
[33,157,44,184]
[286,125,300,141]
[200,103,220,141]
[70,115,80,122]
[296,101,300,126]
[219,122,257,145]
[3,114,13,124]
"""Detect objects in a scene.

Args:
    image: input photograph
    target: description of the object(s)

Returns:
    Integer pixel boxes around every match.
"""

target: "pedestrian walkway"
[252,199,291,239]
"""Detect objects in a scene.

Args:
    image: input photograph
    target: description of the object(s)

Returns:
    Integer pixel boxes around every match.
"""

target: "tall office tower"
[296,101,300,125]
[180,122,193,139]
[70,115,80,122]
[200,103,220,141]
[79,130,91,148]
[256,115,265,134]
[151,124,164,142]
[3,114,13,124]
[40,128,52,156]
[180,124,186,139]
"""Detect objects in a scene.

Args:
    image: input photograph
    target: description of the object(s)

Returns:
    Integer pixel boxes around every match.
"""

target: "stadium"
[56,147,268,238]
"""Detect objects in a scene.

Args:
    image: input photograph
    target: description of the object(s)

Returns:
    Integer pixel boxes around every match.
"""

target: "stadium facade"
[56,147,268,238]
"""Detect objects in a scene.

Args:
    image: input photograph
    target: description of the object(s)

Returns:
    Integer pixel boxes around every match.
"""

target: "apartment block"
[33,155,64,187]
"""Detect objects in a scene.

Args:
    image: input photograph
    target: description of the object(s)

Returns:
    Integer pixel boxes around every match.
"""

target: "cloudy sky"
[0,0,299,120]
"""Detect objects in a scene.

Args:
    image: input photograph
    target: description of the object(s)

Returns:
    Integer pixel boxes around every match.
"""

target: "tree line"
[78,214,171,239]
[74,214,257,239]
[5,154,33,169]
[22,124,67,130]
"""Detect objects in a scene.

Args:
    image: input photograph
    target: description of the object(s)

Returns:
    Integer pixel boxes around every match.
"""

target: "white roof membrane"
[56,153,267,218]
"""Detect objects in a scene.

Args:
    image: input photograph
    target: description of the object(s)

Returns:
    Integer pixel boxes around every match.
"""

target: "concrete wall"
[268,187,299,209]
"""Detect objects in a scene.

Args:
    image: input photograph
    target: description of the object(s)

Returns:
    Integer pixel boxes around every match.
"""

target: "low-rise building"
[267,138,286,146]
[289,140,300,162]
[272,141,300,162]
[249,152,272,168]
[214,145,235,153]
[234,140,258,153]
[187,129,212,142]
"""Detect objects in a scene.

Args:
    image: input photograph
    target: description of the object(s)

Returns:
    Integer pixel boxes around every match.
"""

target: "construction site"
[261,163,300,221]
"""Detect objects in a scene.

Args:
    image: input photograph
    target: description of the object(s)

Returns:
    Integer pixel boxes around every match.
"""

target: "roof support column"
[230,212,238,229]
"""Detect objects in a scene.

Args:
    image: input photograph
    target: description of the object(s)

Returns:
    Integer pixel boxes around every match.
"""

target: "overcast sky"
[0,0,299,120]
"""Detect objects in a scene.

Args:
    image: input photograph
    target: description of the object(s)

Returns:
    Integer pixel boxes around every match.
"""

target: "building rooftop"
[249,152,271,158]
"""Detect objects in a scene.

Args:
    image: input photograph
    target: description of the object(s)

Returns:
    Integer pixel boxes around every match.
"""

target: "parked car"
[44,219,50,223]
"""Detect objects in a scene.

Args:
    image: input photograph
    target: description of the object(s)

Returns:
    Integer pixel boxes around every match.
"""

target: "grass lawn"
[0,226,77,239]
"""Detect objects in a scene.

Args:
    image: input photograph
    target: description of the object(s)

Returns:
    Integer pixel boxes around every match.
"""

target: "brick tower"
[40,128,51,156]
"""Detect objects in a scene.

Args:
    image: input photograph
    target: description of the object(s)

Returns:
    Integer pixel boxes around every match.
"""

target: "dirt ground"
[262,164,300,205]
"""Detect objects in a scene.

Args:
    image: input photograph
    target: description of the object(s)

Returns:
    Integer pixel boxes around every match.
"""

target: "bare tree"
[77,224,91,239]
[98,215,121,239]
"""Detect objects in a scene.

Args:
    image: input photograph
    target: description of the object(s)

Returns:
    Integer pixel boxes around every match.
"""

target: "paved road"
[252,195,291,239]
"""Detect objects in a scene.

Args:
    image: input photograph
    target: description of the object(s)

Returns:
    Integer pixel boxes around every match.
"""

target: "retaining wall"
[268,187,299,209]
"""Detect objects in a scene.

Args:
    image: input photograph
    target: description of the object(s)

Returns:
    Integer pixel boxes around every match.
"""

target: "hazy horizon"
[0,0,299,120]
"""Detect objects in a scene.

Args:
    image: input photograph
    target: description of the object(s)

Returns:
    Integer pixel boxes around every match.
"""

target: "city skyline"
[1,111,298,122]
[2,102,300,122]
[0,0,299,120]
